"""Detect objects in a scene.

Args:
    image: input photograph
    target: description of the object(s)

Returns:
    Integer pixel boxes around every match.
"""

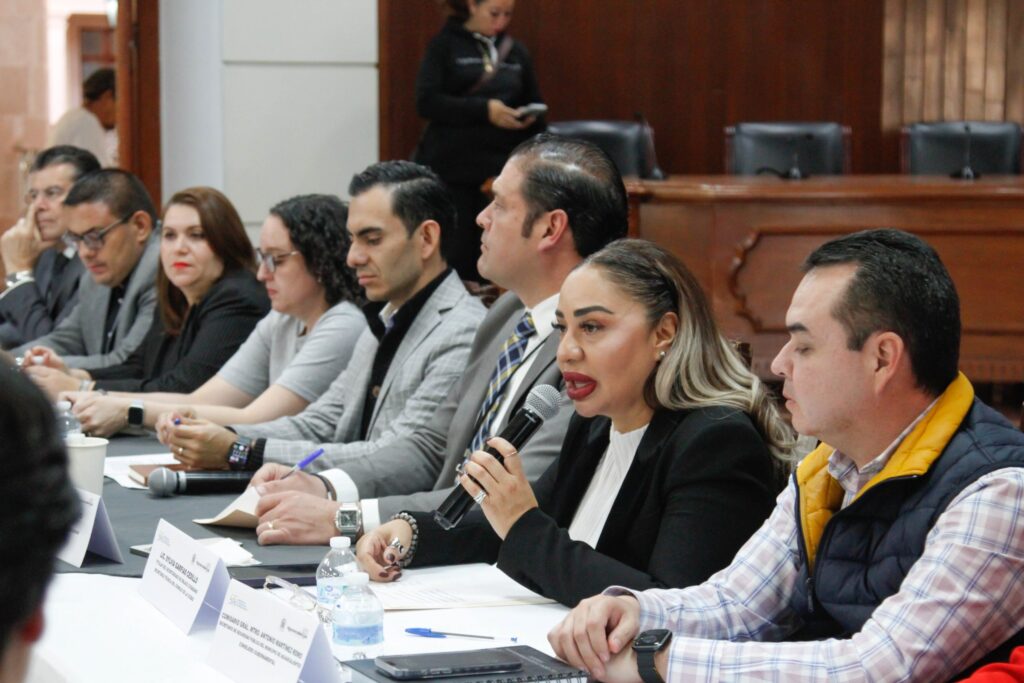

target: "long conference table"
[626,175,1024,381]
[30,436,569,682]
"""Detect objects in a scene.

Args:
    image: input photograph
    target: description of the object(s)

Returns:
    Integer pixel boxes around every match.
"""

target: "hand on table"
[159,415,234,468]
[20,345,67,372]
[458,436,539,539]
[548,594,644,681]
[71,393,130,437]
[24,364,81,402]
[251,463,330,497]
[355,519,411,582]
[254,491,340,546]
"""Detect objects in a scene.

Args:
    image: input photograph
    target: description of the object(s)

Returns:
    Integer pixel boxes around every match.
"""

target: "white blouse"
[566,422,649,548]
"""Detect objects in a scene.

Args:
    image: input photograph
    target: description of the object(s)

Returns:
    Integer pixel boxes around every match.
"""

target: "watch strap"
[636,650,663,683]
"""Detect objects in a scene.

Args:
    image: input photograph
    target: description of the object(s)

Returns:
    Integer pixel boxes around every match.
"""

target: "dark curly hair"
[0,362,78,657]
[269,194,362,306]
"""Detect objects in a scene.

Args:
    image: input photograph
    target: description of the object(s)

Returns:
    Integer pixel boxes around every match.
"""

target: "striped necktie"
[469,312,537,453]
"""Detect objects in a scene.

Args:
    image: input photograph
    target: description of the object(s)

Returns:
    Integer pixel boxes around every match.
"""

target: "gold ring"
[177,446,184,455]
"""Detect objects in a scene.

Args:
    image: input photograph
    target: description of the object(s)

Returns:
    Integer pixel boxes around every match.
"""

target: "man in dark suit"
[250,134,630,545]
[17,169,160,387]
[0,146,99,349]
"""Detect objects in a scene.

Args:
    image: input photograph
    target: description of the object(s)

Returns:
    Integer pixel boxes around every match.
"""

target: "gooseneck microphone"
[434,384,562,530]
[148,467,254,497]
[952,123,979,180]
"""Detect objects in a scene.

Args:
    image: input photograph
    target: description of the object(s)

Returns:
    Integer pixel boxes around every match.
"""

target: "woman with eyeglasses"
[62,194,365,438]
[356,239,794,607]
[26,187,269,408]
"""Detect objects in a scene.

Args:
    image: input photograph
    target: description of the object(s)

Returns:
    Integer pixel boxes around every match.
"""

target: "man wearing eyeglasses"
[0,146,100,349]
[13,169,160,374]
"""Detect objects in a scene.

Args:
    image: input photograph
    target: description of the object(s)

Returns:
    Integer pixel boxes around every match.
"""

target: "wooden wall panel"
[884,0,1021,130]
[379,0,889,174]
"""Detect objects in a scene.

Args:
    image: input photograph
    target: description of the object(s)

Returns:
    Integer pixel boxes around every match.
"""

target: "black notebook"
[341,645,588,683]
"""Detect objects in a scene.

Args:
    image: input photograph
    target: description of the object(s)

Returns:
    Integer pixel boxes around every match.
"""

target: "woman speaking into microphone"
[356,240,794,607]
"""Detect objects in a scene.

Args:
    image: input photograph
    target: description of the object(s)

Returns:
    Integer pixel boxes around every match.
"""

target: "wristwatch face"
[127,403,144,427]
[335,505,362,534]
[633,629,672,651]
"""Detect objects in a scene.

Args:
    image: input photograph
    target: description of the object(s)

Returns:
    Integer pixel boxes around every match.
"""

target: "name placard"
[208,579,339,683]
[57,488,124,567]
[138,519,229,633]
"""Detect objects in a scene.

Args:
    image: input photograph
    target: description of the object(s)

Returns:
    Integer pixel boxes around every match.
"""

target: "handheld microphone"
[148,467,254,497]
[433,384,562,530]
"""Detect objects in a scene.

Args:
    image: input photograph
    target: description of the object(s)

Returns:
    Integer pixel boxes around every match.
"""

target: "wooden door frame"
[116,0,161,207]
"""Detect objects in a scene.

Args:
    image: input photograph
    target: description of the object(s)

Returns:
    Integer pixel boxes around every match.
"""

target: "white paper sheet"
[104,453,178,489]
[369,563,555,610]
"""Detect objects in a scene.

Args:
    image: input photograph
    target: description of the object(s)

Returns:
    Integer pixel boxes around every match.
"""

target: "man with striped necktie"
[250,134,629,546]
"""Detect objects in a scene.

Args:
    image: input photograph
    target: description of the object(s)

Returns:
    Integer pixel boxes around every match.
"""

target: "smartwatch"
[633,629,672,683]
[126,400,145,428]
[334,503,362,537]
[227,436,254,471]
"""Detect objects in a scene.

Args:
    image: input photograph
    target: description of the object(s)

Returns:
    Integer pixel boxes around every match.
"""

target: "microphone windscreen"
[148,467,177,497]
[523,384,562,421]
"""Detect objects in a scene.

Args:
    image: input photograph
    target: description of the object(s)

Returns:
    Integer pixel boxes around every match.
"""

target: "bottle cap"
[330,536,352,549]
[343,572,369,586]
[55,400,72,411]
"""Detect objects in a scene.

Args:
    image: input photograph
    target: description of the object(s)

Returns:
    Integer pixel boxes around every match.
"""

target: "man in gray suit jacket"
[249,134,630,545]
[160,161,486,478]
[0,146,99,349]
[19,170,159,393]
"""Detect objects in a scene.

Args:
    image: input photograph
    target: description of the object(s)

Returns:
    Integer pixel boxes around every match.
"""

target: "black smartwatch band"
[636,650,663,683]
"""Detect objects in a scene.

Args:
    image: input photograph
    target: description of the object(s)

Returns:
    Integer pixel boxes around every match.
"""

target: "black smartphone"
[374,650,523,680]
[228,565,318,587]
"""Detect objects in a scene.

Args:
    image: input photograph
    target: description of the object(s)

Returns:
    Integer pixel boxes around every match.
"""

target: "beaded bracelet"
[390,512,419,567]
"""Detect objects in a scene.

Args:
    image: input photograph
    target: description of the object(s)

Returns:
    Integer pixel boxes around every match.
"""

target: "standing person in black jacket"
[28,186,268,399]
[413,0,544,282]
[357,239,794,607]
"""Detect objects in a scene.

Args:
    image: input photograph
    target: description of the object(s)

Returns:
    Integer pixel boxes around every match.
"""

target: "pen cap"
[330,536,352,549]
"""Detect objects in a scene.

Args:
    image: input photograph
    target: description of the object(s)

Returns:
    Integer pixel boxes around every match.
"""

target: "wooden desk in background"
[626,175,1024,382]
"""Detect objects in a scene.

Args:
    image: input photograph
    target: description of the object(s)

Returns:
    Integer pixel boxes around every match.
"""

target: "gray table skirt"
[57,434,327,577]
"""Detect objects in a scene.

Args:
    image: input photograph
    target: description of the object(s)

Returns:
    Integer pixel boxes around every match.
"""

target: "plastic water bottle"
[316,536,358,623]
[55,401,83,441]
[332,572,384,658]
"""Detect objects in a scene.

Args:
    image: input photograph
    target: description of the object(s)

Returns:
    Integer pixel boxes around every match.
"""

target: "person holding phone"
[413,0,545,283]
[357,239,794,607]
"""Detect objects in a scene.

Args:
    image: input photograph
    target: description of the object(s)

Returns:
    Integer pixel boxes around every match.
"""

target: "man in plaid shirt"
[549,229,1024,682]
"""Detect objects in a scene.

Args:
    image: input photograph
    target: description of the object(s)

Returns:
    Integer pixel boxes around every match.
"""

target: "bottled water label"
[332,622,383,646]
[317,578,345,609]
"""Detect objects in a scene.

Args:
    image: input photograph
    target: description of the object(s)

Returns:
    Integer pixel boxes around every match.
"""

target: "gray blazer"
[235,270,486,468]
[340,291,573,518]
[13,235,159,370]
[0,247,84,349]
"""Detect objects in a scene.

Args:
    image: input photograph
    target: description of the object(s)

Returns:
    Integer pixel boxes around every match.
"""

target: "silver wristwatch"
[4,270,33,288]
[334,503,362,537]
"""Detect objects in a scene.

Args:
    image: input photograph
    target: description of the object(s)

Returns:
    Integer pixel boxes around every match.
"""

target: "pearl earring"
[658,350,666,360]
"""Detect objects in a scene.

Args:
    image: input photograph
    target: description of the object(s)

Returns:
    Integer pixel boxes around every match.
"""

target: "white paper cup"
[65,436,108,495]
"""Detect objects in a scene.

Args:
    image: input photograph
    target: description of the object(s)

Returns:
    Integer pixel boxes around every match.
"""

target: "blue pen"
[405,628,517,642]
[280,447,326,480]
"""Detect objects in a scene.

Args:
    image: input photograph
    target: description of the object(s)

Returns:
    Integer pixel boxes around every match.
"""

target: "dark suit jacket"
[0,248,84,349]
[89,269,269,392]
[411,406,780,606]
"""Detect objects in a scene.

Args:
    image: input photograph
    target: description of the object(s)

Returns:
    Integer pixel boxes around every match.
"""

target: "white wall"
[160,0,379,236]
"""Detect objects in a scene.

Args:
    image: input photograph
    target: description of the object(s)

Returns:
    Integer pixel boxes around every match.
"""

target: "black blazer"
[411,406,780,606]
[0,248,84,349]
[89,269,269,392]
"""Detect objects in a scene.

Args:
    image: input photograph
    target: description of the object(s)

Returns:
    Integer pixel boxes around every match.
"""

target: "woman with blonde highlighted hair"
[358,238,793,607]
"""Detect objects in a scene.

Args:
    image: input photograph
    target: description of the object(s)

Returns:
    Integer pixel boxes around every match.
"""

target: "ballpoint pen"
[405,628,516,642]
[280,447,326,480]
